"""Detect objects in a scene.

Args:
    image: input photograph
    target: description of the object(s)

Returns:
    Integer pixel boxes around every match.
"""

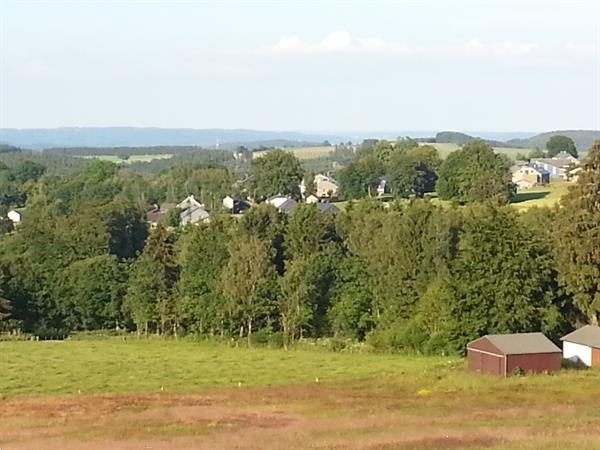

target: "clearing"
[3,339,600,449]
[510,182,570,211]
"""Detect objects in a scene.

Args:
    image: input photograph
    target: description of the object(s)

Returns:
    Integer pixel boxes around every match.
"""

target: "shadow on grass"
[511,191,550,204]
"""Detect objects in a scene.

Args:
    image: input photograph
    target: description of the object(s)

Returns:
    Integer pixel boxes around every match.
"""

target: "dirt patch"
[1,383,598,450]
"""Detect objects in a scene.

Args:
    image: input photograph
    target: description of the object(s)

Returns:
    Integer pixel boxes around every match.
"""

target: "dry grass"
[4,340,600,449]
[253,146,334,160]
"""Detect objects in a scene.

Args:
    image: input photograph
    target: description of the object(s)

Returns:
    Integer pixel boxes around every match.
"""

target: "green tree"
[444,205,561,353]
[437,140,513,204]
[329,256,373,339]
[251,150,304,199]
[12,160,46,183]
[123,226,180,335]
[284,203,336,260]
[528,148,546,159]
[387,146,441,198]
[56,254,126,331]
[0,293,11,322]
[546,135,578,158]
[554,140,600,324]
[278,258,315,347]
[177,219,232,335]
[221,236,277,343]
[337,154,384,200]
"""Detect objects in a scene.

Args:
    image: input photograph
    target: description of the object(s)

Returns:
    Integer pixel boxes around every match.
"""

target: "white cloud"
[260,31,593,63]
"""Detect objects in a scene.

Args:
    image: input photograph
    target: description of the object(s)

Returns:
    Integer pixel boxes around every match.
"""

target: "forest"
[1,138,600,355]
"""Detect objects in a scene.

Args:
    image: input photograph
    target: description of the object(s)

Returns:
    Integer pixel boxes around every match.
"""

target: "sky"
[1,0,599,133]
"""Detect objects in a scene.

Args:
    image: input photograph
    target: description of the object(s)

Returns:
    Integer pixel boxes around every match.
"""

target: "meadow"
[3,339,600,449]
[424,143,533,160]
[511,182,571,210]
[253,146,334,160]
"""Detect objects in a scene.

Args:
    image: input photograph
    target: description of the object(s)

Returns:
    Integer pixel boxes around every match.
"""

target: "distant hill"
[507,130,600,152]
[435,131,511,148]
[0,127,346,150]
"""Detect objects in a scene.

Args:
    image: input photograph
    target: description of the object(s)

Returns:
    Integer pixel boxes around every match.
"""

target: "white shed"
[561,325,600,367]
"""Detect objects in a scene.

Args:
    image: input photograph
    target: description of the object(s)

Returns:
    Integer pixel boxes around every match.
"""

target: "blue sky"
[1,0,599,132]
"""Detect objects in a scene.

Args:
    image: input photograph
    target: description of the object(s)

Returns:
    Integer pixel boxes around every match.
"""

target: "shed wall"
[563,341,592,366]
[467,349,504,375]
[592,348,600,366]
[505,353,561,374]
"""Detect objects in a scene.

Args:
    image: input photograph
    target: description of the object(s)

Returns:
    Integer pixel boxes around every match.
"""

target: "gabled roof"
[180,205,209,225]
[532,158,577,169]
[561,325,600,348]
[277,198,298,214]
[315,202,340,215]
[177,195,202,210]
[469,332,560,355]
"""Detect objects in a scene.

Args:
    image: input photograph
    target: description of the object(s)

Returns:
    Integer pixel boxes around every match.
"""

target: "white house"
[177,195,210,225]
[561,325,600,367]
[223,195,235,210]
[7,210,22,224]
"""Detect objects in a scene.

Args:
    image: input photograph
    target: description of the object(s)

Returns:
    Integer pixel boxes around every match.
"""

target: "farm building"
[467,333,561,376]
[561,325,600,367]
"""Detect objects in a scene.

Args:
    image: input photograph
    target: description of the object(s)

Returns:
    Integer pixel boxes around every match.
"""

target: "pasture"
[253,146,334,160]
[511,181,570,211]
[423,143,533,160]
[3,339,600,449]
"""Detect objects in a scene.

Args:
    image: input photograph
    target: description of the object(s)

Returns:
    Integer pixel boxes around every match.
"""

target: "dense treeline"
[336,138,514,203]
[1,141,600,355]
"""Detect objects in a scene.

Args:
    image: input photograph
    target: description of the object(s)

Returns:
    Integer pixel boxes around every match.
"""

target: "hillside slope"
[507,130,600,151]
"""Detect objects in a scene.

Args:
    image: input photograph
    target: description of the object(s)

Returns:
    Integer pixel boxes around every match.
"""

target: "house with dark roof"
[315,202,340,215]
[561,325,600,367]
[467,333,562,376]
[531,153,580,179]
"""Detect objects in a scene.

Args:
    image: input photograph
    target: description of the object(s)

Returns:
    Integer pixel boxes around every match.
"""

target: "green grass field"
[511,182,570,211]
[4,339,600,449]
[0,339,454,396]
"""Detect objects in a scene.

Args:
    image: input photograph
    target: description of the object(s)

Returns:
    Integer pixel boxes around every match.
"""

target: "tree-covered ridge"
[1,140,599,355]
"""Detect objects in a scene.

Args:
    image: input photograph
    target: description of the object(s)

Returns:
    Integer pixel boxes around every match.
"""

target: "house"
[7,210,22,224]
[315,202,340,215]
[265,194,291,209]
[314,174,339,198]
[177,195,210,225]
[467,333,562,376]
[223,196,250,214]
[376,176,390,196]
[276,198,299,215]
[511,164,550,188]
[305,194,319,204]
[532,153,580,180]
[146,203,175,229]
[561,325,600,367]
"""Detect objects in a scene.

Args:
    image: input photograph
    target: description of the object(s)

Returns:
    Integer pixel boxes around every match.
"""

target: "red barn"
[467,333,561,376]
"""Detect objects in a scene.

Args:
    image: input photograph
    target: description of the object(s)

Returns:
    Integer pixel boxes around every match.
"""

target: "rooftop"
[561,325,600,348]
[469,332,561,355]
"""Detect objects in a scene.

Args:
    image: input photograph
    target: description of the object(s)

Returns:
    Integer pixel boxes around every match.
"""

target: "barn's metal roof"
[561,325,600,349]
[470,332,561,355]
